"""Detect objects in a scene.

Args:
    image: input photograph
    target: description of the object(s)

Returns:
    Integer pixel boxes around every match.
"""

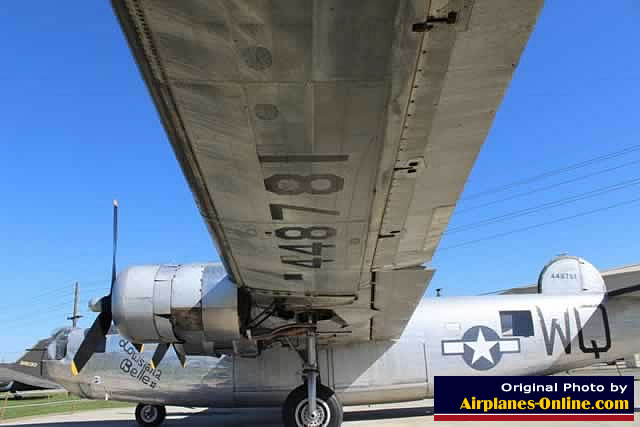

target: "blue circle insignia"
[461,326,503,370]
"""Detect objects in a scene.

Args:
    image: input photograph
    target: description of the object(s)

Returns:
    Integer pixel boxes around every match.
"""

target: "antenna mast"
[67,282,83,328]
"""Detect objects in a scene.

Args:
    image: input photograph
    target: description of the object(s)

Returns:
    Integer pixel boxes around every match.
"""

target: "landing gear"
[135,403,166,426]
[283,384,342,427]
[282,320,343,427]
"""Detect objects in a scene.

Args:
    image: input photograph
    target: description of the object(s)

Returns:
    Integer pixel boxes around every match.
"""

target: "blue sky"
[1,2,639,360]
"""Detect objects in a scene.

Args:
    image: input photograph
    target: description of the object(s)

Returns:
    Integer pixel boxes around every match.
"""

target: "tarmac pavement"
[1,400,637,426]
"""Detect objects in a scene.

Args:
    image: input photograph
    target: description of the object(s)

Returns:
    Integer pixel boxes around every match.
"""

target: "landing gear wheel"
[135,403,166,426]
[283,384,343,427]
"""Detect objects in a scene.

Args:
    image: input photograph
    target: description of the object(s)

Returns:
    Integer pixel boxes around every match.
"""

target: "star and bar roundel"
[441,326,521,370]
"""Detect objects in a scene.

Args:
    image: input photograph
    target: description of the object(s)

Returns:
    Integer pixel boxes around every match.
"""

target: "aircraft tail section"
[0,338,61,391]
[537,256,606,295]
[14,338,50,378]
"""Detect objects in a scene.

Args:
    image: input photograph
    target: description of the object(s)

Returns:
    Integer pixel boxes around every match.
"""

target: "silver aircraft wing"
[112,0,543,341]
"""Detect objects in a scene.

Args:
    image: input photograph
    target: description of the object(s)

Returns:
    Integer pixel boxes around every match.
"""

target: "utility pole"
[67,282,82,328]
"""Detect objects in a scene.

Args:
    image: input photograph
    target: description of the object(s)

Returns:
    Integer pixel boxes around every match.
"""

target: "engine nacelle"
[537,255,605,294]
[112,263,244,355]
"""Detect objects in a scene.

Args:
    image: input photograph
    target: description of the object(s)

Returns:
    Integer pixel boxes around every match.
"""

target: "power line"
[5,278,100,297]
[82,283,110,291]
[0,301,75,327]
[0,299,73,319]
[19,282,75,297]
[461,144,640,201]
[440,195,640,251]
[37,282,81,295]
[0,288,85,314]
[446,176,640,235]
[0,280,106,313]
[456,158,640,214]
[0,297,105,321]
[0,280,108,330]
[0,289,75,312]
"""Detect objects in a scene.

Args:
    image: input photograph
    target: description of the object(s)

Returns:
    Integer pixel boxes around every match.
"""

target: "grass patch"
[0,392,133,421]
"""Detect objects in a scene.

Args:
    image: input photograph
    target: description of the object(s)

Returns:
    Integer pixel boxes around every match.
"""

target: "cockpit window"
[51,327,71,339]
[48,327,72,360]
[500,311,534,337]
[55,338,68,360]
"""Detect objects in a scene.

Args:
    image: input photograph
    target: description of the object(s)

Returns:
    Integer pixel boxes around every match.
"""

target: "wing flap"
[372,268,435,340]
[370,0,543,271]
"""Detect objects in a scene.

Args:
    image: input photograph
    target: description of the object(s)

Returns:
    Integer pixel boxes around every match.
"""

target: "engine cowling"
[111,263,245,355]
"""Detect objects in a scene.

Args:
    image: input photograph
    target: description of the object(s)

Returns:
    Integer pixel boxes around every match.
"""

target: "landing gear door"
[575,304,611,359]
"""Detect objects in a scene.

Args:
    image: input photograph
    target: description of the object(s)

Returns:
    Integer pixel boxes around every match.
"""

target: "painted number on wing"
[261,155,348,281]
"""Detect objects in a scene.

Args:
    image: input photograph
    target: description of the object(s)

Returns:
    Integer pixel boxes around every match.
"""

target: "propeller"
[151,343,187,369]
[72,200,143,375]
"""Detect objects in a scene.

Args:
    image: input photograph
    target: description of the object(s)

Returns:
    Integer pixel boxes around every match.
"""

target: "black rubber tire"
[135,403,166,426]
[283,384,343,427]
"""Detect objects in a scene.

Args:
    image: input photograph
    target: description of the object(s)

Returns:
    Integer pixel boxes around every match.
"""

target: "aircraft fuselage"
[43,292,640,407]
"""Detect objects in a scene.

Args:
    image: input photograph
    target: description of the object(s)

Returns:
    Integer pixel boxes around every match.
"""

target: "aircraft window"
[51,327,71,339]
[54,337,68,360]
[500,311,533,337]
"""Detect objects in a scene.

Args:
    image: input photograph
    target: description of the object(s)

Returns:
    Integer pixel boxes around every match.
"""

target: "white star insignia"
[465,328,498,365]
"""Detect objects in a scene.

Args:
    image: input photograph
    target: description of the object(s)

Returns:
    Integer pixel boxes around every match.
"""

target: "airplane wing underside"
[112,0,543,342]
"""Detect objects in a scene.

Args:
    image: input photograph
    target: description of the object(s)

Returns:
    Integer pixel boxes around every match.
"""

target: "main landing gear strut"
[282,318,343,427]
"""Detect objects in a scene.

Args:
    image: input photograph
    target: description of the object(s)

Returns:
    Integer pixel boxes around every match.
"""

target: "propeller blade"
[150,343,170,369]
[72,200,120,376]
[132,343,144,353]
[111,199,118,291]
[173,343,187,368]
[71,311,112,376]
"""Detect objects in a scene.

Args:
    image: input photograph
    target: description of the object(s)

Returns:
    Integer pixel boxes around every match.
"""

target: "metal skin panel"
[112,265,161,343]
[331,341,428,405]
[537,255,606,294]
[153,265,176,315]
[111,0,544,340]
[153,316,176,343]
[153,265,178,341]
[371,268,435,340]
[170,264,207,309]
[42,290,640,408]
[170,264,234,354]
[372,0,544,270]
[201,269,242,344]
[233,345,302,407]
